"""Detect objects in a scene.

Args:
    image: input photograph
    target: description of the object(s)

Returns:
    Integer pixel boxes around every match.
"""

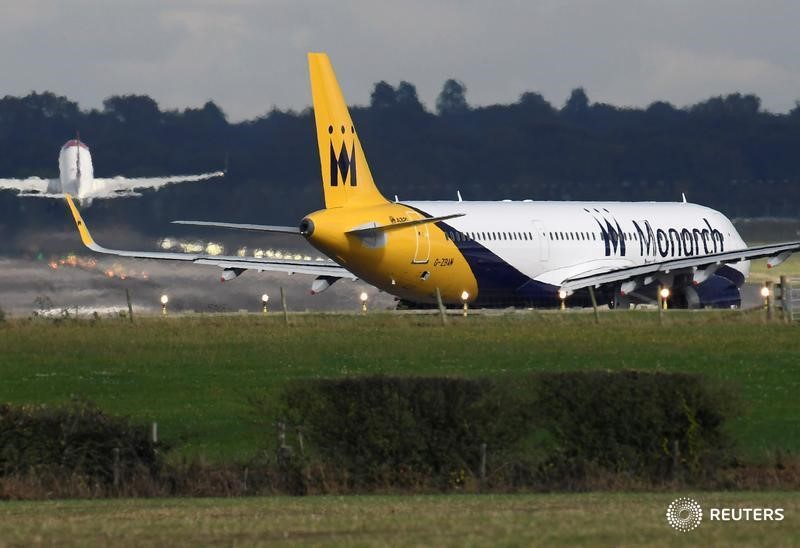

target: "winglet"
[65,194,95,247]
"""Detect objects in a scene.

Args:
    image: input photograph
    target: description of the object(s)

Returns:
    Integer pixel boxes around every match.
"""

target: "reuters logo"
[666,497,703,532]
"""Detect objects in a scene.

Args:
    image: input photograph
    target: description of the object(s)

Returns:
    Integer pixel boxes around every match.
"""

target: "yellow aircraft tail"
[308,53,387,209]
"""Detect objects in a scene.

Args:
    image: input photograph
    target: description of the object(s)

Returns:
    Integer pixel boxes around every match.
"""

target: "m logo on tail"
[329,133,357,187]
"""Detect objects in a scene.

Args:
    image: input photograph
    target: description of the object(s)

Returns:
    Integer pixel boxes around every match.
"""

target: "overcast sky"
[2,1,799,121]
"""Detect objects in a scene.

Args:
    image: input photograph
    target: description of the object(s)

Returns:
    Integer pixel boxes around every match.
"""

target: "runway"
[0,255,767,318]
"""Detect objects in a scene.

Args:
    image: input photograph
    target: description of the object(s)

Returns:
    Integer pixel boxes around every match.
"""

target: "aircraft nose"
[299,217,315,237]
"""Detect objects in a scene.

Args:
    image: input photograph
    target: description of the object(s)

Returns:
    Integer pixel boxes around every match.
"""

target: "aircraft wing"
[559,241,800,292]
[93,171,225,197]
[0,177,54,194]
[64,195,355,279]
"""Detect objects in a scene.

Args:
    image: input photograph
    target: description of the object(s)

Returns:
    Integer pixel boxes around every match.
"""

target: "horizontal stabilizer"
[172,220,300,234]
[346,213,465,235]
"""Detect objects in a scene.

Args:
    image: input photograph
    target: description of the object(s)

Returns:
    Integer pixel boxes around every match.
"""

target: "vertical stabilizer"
[308,53,387,209]
[75,131,82,178]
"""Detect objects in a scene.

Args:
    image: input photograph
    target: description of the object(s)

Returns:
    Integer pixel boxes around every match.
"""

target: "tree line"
[1,80,799,242]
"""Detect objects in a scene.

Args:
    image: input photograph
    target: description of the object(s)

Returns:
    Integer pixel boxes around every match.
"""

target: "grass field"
[1,311,798,460]
[0,492,797,546]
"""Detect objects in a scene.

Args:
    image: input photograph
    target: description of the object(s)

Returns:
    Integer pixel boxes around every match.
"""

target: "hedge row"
[278,371,736,488]
[0,371,737,496]
[0,399,162,485]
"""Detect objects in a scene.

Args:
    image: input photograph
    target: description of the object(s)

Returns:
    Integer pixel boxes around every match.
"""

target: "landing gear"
[612,293,632,310]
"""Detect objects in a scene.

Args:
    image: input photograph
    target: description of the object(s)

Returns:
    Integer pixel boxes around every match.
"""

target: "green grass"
[0,492,797,547]
[0,311,798,460]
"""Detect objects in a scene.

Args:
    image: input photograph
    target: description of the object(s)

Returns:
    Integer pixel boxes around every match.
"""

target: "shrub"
[277,371,736,489]
[281,376,519,487]
[527,370,736,484]
[0,399,163,486]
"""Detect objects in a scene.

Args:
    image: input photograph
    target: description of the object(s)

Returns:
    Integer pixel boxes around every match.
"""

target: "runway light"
[261,293,269,314]
[659,287,670,310]
[558,289,567,310]
[761,283,771,311]
[160,294,169,315]
[461,291,470,317]
[360,292,368,314]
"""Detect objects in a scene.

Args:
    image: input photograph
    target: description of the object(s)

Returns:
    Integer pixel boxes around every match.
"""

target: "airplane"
[64,53,800,309]
[1,135,224,205]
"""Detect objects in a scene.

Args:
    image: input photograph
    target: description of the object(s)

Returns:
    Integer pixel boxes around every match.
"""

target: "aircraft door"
[533,220,549,262]
[412,224,431,264]
[411,210,431,264]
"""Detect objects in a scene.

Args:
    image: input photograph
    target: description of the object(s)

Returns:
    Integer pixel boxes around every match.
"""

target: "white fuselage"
[57,140,94,198]
[404,200,749,303]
